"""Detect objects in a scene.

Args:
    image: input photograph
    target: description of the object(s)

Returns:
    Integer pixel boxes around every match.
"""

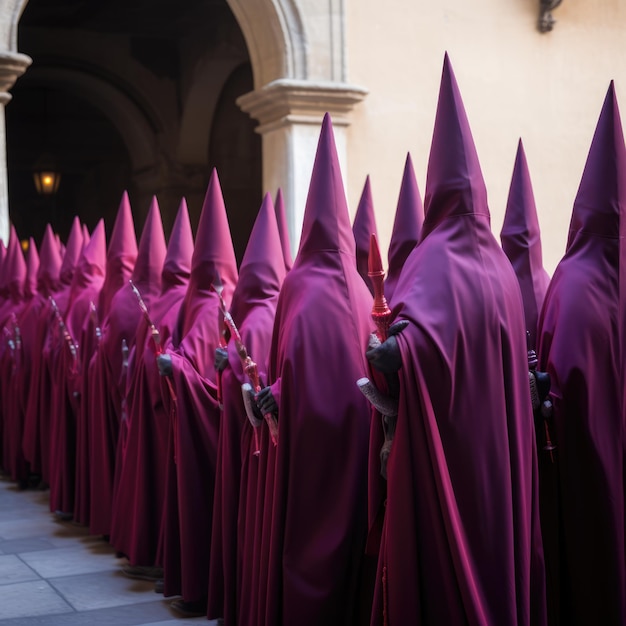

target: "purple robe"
[537,82,626,626]
[262,114,373,626]
[371,55,546,626]
[207,192,285,625]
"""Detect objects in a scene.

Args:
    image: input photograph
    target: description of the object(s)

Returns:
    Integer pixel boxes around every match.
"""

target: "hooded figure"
[87,193,139,535]
[157,169,238,615]
[110,199,193,569]
[365,153,425,556]
[353,176,379,295]
[255,114,373,626]
[207,192,286,625]
[71,220,107,525]
[37,217,83,490]
[89,197,165,535]
[501,140,551,348]
[367,55,546,626]
[274,188,293,272]
[385,152,424,305]
[2,238,38,483]
[48,220,107,518]
[537,82,626,626]
[22,225,63,475]
[0,226,26,328]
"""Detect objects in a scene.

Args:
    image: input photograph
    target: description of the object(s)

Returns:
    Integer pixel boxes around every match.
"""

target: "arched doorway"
[8,0,261,254]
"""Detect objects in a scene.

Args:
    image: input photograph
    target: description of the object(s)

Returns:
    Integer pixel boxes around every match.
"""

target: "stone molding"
[0,50,31,102]
[236,78,368,133]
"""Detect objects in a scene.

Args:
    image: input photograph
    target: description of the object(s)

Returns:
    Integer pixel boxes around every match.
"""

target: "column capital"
[0,50,31,102]
[236,78,368,134]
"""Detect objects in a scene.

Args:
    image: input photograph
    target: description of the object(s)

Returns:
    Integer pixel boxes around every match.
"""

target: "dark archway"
[6,84,132,243]
[8,0,260,256]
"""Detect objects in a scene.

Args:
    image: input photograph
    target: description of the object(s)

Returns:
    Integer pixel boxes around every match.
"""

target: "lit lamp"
[33,170,61,195]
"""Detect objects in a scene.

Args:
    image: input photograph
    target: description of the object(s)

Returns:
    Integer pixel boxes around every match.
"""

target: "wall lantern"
[33,170,61,195]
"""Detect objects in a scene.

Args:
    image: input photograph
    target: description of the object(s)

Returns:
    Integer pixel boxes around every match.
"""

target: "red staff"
[214,288,279,451]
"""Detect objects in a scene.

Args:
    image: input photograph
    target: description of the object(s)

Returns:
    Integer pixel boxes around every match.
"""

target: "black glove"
[256,386,278,415]
[366,320,408,374]
[214,347,229,372]
[157,353,173,377]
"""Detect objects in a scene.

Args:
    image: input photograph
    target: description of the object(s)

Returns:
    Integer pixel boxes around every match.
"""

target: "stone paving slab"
[0,554,40,586]
[48,570,164,611]
[19,543,120,578]
[0,538,57,555]
[0,579,73,620]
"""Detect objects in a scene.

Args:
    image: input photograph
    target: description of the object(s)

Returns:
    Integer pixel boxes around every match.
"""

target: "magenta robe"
[90,198,165,536]
[110,199,192,565]
[22,225,63,474]
[88,194,138,535]
[2,238,37,483]
[160,169,238,603]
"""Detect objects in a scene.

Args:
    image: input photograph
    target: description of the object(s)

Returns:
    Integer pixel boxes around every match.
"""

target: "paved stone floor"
[0,473,215,625]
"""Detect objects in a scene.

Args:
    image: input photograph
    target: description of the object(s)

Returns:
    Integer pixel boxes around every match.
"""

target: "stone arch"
[225,0,307,88]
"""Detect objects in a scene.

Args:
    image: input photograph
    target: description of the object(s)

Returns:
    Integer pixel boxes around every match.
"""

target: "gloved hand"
[214,347,229,372]
[366,320,409,374]
[157,353,173,377]
[256,386,278,415]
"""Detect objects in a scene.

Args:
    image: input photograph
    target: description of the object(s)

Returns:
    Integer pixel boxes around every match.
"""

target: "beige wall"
[346,0,626,274]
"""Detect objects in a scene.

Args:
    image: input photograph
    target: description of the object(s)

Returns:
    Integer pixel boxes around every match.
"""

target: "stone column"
[237,79,367,253]
[0,49,31,244]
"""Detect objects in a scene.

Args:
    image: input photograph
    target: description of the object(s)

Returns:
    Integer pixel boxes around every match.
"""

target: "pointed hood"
[72,219,107,291]
[422,53,489,240]
[162,198,193,289]
[189,169,238,302]
[6,226,26,300]
[501,139,551,345]
[568,82,626,245]
[352,175,378,294]
[82,223,91,246]
[386,153,424,302]
[59,216,84,285]
[130,196,166,292]
[231,192,286,325]
[36,224,63,295]
[100,191,138,315]
[24,238,39,298]
[297,113,356,259]
[275,188,293,271]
